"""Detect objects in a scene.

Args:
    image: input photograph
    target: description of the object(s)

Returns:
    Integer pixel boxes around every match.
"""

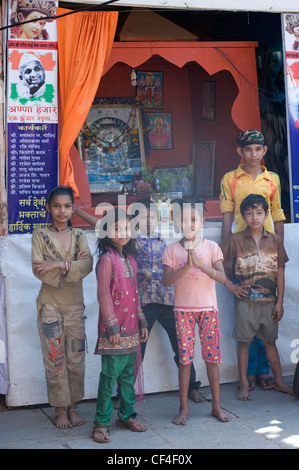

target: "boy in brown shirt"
[222,194,294,401]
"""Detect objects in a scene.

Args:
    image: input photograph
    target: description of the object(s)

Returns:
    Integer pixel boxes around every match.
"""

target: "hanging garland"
[82,104,138,153]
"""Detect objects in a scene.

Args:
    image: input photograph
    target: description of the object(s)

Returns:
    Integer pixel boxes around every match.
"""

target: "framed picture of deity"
[77,100,146,193]
[147,112,173,150]
[136,71,163,109]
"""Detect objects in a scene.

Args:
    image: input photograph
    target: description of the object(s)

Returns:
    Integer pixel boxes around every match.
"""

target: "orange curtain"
[57,8,118,198]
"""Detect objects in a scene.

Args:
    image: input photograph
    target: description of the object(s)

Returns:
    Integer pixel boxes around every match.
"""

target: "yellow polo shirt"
[219,164,286,233]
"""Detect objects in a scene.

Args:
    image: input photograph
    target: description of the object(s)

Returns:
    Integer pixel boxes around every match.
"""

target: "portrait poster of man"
[8,50,57,109]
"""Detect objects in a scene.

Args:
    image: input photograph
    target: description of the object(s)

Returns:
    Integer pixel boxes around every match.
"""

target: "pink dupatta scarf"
[106,246,145,402]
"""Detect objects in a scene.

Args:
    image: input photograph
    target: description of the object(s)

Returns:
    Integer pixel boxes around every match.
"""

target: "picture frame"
[202,81,216,120]
[136,71,163,108]
[192,141,216,198]
[77,102,145,193]
[154,166,193,197]
[147,112,173,150]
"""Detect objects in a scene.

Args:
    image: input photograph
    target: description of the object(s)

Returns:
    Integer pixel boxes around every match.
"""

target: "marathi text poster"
[7,123,57,233]
[7,1,58,234]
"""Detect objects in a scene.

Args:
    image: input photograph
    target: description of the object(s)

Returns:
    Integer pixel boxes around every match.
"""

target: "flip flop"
[247,375,256,390]
[93,425,110,443]
[188,389,205,403]
[257,375,275,390]
[115,418,147,432]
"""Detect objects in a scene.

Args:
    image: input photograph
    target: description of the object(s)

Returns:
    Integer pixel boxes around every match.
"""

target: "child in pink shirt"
[163,201,231,425]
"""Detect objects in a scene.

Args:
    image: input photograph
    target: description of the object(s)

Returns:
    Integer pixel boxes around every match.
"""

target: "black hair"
[47,186,75,227]
[172,199,206,233]
[240,194,269,215]
[48,186,75,204]
[172,198,206,211]
[96,208,136,259]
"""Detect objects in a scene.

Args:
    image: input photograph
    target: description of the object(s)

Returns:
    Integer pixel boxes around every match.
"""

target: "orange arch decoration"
[104,41,261,133]
[57,8,118,199]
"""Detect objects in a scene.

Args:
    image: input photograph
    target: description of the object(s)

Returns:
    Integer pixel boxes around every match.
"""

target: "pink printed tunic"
[95,252,148,355]
[162,239,223,312]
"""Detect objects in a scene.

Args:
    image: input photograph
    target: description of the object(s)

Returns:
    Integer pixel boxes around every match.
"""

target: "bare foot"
[188,389,205,403]
[274,381,295,396]
[55,408,73,429]
[172,407,189,425]
[237,382,252,401]
[212,404,232,422]
[68,406,85,426]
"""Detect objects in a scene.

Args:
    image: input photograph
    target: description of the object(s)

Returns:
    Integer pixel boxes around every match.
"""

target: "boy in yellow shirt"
[219,130,286,391]
[220,130,285,244]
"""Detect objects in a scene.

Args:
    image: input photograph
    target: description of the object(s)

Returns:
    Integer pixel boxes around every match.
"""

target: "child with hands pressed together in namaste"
[74,201,202,402]
[163,201,231,425]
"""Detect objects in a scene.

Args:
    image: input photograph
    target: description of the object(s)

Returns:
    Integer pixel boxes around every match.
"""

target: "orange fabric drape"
[57,8,118,198]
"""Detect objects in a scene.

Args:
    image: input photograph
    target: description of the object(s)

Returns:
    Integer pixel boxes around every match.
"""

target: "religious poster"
[282,14,299,222]
[78,100,145,193]
[147,112,173,150]
[7,0,58,234]
[136,71,163,109]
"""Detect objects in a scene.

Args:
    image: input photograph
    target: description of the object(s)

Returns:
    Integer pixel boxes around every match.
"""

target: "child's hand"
[109,333,121,345]
[187,249,194,268]
[77,251,89,260]
[272,302,284,322]
[225,281,250,299]
[33,259,60,274]
[140,327,148,343]
[143,267,152,279]
[190,249,204,267]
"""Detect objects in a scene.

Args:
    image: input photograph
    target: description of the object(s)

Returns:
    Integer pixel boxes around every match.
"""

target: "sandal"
[188,389,205,403]
[257,374,275,390]
[116,417,147,432]
[247,375,256,390]
[93,425,110,443]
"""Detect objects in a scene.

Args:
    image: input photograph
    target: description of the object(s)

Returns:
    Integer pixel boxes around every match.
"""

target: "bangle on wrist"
[212,268,216,279]
[60,260,71,275]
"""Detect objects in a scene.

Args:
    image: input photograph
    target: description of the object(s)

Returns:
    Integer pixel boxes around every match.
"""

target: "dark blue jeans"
[141,303,200,392]
[247,337,270,376]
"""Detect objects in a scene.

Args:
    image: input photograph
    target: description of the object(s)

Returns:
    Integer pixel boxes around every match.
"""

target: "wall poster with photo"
[77,100,145,193]
[148,112,173,150]
[136,71,163,109]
